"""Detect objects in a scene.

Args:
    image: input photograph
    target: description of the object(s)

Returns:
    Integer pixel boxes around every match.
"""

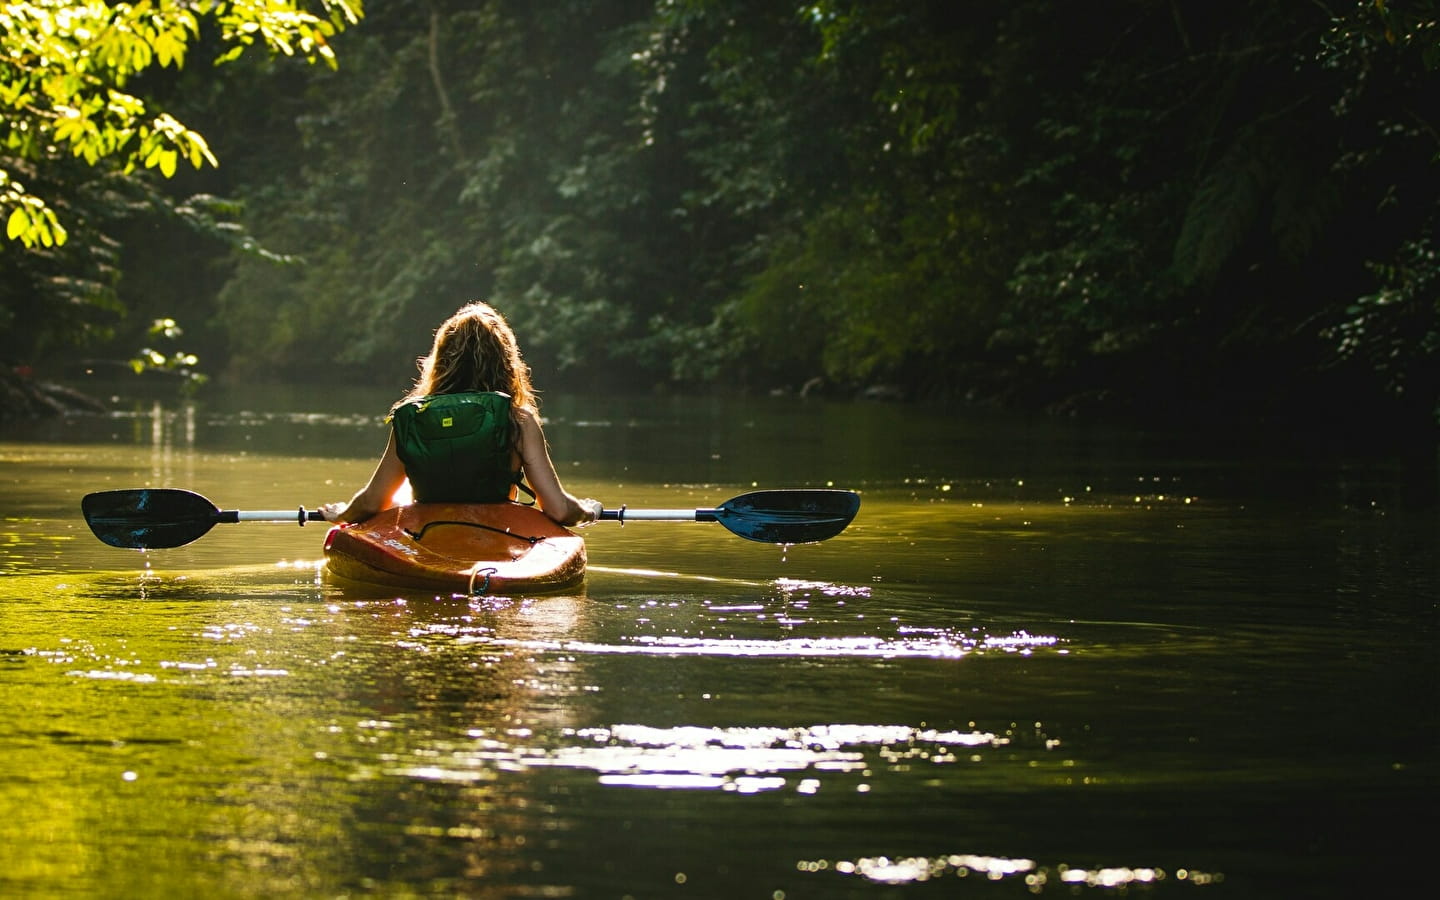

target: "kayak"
[323,502,586,594]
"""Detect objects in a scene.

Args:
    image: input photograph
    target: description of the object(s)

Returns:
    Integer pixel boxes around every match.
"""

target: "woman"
[320,301,601,527]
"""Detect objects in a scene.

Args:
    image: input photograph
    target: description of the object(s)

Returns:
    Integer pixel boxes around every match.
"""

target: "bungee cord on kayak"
[404,519,548,545]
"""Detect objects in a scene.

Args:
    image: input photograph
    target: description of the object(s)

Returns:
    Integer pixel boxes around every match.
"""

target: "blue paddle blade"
[711,489,861,543]
[82,488,224,549]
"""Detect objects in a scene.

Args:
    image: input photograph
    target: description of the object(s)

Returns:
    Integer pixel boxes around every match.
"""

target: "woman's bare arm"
[516,408,599,526]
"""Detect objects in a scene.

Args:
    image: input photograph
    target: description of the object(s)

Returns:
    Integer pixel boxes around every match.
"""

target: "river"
[1,383,1435,898]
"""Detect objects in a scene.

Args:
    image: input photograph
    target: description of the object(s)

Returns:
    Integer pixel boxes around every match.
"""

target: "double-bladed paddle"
[81,487,861,550]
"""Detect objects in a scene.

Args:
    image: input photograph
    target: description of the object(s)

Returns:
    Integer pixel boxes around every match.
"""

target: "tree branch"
[426,3,465,164]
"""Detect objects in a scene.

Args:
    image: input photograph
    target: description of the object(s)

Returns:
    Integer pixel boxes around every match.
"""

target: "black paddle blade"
[81,489,224,550]
[714,489,861,544]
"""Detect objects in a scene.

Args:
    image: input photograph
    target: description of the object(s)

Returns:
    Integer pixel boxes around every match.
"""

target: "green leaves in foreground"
[3,172,67,248]
[0,0,363,247]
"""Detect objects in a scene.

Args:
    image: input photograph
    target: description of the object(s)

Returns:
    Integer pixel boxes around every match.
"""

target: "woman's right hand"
[577,498,603,525]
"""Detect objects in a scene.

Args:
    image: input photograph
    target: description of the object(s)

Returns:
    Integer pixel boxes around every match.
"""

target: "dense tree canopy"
[3,0,1437,441]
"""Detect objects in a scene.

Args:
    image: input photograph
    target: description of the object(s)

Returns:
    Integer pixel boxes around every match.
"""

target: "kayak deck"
[323,503,586,594]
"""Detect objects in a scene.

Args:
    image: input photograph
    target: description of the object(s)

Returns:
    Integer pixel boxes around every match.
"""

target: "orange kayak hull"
[323,503,586,594]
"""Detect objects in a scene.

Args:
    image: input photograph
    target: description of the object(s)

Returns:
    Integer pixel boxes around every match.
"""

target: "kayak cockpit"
[323,502,586,594]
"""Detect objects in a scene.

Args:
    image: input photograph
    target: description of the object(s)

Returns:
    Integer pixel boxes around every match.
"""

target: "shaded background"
[2,0,1436,458]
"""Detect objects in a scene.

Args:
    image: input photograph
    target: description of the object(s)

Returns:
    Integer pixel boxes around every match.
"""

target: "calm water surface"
[1,384,1435,898]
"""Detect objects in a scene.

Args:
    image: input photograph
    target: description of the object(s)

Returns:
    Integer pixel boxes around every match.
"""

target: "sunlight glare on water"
[804,854,1226,890]
[382,721,1024,791]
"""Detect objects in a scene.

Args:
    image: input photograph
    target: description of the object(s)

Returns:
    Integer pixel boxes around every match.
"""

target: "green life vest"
[391,391,522,503]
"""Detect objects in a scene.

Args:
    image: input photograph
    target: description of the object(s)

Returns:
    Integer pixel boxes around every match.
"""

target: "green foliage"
[0,154,128,360]
[129,317,209,395]
[5,0,1438,439]
[194,0,1440,428]
[211,1,494,380]
[1328,0,1440,70]
[1,0,361,247]
[211,1,674,385]
[1327,234,1439,418]
[2,170,68,247]
[0,0,362,374]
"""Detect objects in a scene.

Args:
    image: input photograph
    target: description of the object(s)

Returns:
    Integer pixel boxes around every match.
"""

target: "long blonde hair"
[399,302,537,413]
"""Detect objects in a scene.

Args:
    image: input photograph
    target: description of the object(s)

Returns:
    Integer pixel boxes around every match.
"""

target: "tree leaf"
[6,207,28,241]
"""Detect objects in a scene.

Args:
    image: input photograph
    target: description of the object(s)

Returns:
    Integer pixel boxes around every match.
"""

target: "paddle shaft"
[231,509,329,524]
[219,508,712,524]
[599,508,720,522]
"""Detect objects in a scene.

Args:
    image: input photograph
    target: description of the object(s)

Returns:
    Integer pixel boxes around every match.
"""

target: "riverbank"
[0,368,108,422]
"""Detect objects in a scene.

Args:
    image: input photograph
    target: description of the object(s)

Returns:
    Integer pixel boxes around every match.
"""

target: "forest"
[2,0,1437,443]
